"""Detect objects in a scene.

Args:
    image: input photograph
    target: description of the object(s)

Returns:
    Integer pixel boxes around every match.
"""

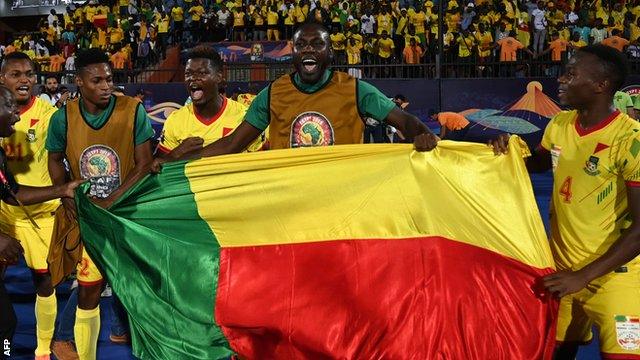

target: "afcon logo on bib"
[290,111,335,148]
[79,145,121,199]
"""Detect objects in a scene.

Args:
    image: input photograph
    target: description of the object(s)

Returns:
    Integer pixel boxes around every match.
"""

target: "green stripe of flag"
[76,161,232,360]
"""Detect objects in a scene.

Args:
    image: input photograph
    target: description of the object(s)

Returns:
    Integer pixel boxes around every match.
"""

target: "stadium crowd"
[2,0,640,78]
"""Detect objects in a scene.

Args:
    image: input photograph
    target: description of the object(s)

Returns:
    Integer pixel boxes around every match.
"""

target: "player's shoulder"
[549,110,578,126]
[225,96,249,112]
[114,95,142,108]
[613,112,640,131]
[164,103,193,127]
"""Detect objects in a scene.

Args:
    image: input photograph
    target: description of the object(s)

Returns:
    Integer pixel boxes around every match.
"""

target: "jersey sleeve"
[539,116,556,151]
[618,130,640,185]
[244,87,270,131]
[45,108,67,153]
[157,112,180,153]
[357,80,396,123]
[134,104,155,146]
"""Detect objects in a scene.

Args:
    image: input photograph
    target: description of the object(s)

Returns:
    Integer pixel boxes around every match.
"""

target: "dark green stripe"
[76,161,232,360]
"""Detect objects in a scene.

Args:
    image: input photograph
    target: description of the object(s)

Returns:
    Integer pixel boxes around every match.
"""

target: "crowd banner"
[77,139,557,360]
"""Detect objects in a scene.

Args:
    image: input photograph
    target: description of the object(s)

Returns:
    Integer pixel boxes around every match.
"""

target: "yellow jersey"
[0,97,58,225]
[158,97,263,154]
[541,110,640,272]
[236,93,256,107]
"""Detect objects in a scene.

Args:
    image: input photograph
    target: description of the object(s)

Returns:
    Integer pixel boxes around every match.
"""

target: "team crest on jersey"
[290,111,334,148]
[615,315,640,350]
[79,145,121,199]
[26,129,36,143]
[584,156,600,176]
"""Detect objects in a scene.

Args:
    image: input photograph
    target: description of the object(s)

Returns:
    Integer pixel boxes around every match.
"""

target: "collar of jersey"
[293,70,332,93]
[79,95,116,123]
[19,96,36,115]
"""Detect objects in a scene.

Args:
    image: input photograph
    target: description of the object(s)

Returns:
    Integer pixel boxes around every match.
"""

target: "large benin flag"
[76,140,557,360]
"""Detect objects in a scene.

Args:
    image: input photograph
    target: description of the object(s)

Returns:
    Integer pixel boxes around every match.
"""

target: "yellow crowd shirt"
[171,7,184,21]
[377,37,395,58]
[158,97,263,154]
[541,110,640,272]
[330,33,347,50]
[0,97,58,224]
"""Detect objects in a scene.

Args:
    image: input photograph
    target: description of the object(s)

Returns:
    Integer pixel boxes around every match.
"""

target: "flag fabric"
[76,139,558,360]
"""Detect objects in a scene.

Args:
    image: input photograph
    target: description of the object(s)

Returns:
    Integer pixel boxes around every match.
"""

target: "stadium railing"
[35,58,640,82]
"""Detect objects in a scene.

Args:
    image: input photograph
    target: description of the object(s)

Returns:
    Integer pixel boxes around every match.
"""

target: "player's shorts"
[0,217,55,273]
[556,265,640,358]
[77,247,103,286]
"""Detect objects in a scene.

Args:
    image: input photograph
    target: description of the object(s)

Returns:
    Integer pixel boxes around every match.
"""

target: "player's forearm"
[14,184,68,206]
[48,155,68,187]
[577,227,640,283]
[200,136,242,158]
[402,115,433,141]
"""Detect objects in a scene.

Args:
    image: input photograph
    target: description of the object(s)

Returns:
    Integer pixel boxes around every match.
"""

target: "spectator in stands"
[233,5,247,41]
[39,74,68,108]
[267,5,280,41]
[189,0,205,42]
[346,37,362,78]
[361,9,375,37]
[170,3,184,45]
[532,1,547,54]
[539,31,569,76]
[403,37,424,77]
[475,23,494,76]
[156,11,169,59]
[330,27,347,65]
[602,29,630,52]
[252,5,267,41]
[591,18,607,44]
[496,30,534,76]
[378,30,396,77]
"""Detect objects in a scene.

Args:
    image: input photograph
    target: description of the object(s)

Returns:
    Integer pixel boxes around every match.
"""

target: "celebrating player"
[0,52,61,360]
[46,49,154,360]
[156,46,264,160]
[489,45,640,359]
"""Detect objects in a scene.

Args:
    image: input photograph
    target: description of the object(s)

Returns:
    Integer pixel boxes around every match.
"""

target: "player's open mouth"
[302,58,318,73]
[189,84,204,101]
[16,86,30,97]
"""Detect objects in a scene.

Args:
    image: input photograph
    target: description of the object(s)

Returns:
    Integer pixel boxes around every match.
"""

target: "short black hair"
[75,48,110,73]
[44,74,59,81]
[578,44,629,93]
[0,52,35,73]
[186,45,223,71]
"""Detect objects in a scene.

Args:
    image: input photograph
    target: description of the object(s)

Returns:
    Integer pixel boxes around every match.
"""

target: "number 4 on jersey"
[559,176,573,203]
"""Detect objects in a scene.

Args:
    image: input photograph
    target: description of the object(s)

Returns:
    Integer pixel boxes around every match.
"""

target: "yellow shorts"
[0,219,54,273]
[556,267,640,358]
[77,248,103,286]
